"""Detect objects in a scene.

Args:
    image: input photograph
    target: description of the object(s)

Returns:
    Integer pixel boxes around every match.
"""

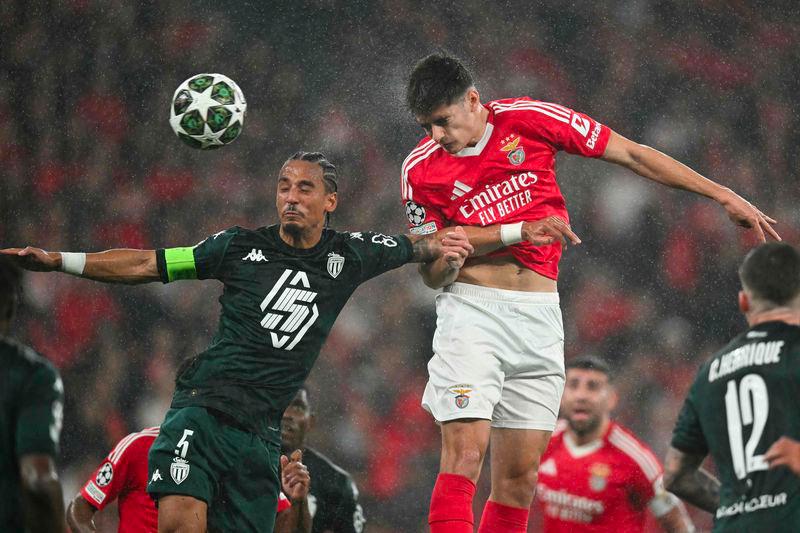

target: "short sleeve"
[514,99,611,157]
[346,232,413,282]
[670,381,708,455]
[15,364,63,457]
[156,227,238,283]
[79,433,141,510]
[404,199,447,236]
[332,477,365,533]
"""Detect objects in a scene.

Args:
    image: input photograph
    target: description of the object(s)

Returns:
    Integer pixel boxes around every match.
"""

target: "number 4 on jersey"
[725,374,769,479]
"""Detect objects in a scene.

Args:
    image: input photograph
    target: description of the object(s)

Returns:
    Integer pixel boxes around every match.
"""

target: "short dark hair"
[566,355,612,379]
[0,256,22,322]
[739,242,800,306]
[287,151,338,194]
[406,53,474,116]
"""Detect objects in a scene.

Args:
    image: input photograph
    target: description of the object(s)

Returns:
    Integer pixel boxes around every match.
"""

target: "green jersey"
[0,336,64,533]
[671,321,800,531]
[156,225,413,443]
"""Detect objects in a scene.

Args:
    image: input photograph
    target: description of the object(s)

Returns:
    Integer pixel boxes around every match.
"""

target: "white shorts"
[421,283,565,431]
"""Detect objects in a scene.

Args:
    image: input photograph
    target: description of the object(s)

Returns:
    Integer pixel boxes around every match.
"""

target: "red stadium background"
[2,1,798,530]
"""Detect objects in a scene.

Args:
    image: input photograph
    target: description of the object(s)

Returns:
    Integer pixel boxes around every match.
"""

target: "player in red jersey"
[401,54,779,533]
[535,355,693,532]
[66,427,310,532]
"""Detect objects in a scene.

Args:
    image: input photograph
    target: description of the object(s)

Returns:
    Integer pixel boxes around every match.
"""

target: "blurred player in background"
[2,151,473,532]
[534,355,693,532]
[665,242,800,531]
[281,388,365,533]
[0,257,66,533]
[66,426,309,532]
[401,53,779,533]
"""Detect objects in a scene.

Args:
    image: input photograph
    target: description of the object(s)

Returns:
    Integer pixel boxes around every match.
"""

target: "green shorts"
[147,406,281,532]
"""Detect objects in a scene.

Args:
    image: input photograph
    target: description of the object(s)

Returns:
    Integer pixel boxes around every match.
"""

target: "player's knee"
[442,445,485,479]
[493,468,539,507]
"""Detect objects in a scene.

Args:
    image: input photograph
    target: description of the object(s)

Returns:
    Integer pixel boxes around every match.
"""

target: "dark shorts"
[147,406,281,532]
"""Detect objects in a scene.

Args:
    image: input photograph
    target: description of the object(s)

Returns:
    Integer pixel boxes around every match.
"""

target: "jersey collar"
[267,224,335,256]
[453,120,494,158]
[563,432,604,458]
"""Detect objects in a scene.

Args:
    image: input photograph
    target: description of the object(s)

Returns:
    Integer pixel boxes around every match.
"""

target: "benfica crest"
[500,135,525,165]
[448,385,473,409]
[171,457,190,485]
[327,252,345,278]
[589,462,610,492]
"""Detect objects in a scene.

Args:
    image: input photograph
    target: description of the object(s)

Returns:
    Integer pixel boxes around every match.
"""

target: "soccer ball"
[169,73,246,150]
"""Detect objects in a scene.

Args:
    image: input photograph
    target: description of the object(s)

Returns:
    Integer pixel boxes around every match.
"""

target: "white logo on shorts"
[150,469,163,484]
[171,457,190,485]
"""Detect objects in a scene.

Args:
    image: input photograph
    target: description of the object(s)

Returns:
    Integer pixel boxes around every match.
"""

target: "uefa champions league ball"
[169,73,246,149]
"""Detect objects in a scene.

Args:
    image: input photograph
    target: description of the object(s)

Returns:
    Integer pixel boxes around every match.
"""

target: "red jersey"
[80,427,291,532]
[401,97,611,280]
[81,427,160,533]
[535,421,674,532]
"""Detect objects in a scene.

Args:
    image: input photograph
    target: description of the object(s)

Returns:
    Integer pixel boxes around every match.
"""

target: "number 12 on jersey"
[725,374,769,480]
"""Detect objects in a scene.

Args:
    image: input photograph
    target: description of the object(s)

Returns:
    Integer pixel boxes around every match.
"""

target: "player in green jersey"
[1,151,475,532]
[0,257,66,533]
[664,242,800,532]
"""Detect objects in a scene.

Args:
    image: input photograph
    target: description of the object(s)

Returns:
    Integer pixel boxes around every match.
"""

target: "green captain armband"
[163,247,198,282]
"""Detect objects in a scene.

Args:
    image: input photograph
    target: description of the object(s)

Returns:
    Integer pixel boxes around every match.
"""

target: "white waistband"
[443,282,560,304]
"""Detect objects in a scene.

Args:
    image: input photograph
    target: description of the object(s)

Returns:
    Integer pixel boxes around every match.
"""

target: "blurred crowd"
[2,1,798,530]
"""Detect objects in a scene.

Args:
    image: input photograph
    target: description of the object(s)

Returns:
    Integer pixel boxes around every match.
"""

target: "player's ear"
[466,88,481,112]
[738,290,749,314]
[326,192,337,213]
[607,386,619,413]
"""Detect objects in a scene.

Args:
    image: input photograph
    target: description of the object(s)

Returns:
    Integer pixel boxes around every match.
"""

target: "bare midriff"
[456,255,557,292]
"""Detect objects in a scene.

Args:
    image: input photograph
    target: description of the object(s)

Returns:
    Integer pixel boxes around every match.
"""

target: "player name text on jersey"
[708,341,784,382]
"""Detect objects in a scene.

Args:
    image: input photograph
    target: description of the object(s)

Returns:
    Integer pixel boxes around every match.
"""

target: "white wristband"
[60,252,86,275]
[500,222,524,246]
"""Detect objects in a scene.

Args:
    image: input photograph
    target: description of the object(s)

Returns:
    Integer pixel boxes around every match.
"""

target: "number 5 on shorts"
[175,429,194,459]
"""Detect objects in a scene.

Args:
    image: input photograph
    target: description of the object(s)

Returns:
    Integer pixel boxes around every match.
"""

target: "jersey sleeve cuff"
[398,234,414,263]
[155,249,169,284]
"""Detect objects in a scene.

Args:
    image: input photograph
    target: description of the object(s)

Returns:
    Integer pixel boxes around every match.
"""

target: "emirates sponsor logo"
[458,172,538,225]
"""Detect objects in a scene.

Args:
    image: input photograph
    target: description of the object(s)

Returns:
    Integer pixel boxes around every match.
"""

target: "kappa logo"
[242,249,268,262]
[500,134,525,165]
[260,269,319,350]
[539,458,557,476]
[170,457,190,485]
[150,469,163,484]
[327,252,345,278]
[450,180,472,200]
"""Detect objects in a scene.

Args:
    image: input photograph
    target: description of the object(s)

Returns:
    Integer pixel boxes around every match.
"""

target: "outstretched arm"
[601,131,779,242]
[416,217,580,289]
[0,247,159,284]
[663,446,720,513]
